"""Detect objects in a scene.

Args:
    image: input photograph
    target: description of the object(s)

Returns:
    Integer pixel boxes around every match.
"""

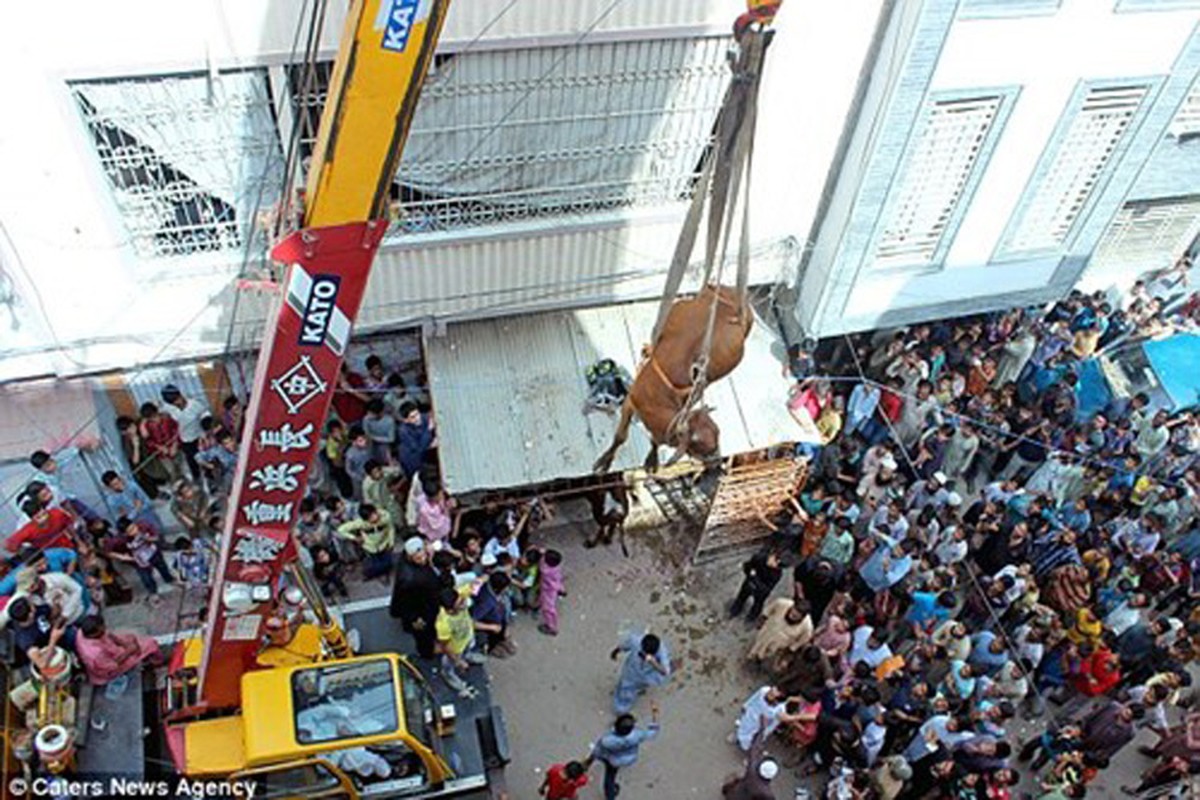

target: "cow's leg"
[594,400,635,474]
[644,443,660,471]
[584,523,600,549]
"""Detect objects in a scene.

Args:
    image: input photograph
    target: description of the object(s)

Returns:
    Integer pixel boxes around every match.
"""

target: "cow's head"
[679,406,720,460]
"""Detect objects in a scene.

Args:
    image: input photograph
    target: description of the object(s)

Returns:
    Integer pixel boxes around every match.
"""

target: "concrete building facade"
[1,0,1199,382]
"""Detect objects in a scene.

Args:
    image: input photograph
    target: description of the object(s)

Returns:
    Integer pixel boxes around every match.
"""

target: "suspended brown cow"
[593,13,776,473]
[593,284,752,473]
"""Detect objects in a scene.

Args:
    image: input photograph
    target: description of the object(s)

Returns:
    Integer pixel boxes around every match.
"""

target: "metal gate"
[694,452,806,563]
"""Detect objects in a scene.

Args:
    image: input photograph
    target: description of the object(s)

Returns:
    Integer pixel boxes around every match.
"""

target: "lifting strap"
[650,19,775,445]
[651,23,774,348]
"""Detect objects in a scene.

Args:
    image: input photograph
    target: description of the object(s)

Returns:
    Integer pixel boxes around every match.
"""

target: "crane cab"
[167,655,458,799]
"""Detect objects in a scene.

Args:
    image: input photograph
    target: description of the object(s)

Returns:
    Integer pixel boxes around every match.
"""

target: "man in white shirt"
[734,685,801,751]
[1105,592,1149,638]
[161,385,211,482]
[483,529,521,563]
[982,480,1021,506]
[849,625,893,669]
[933,526,969,567]
[1134,410,1171,463]
[993,564,1030,609]
[905,473,949,514]
[869,500,911,542]
[31,572,87,626]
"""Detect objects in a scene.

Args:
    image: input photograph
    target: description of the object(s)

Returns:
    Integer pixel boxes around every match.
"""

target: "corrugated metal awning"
[425,298,803,494]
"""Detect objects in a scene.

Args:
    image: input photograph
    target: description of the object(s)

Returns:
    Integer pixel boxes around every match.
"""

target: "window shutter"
[873,94,1002,268]
[289,37,731,235]
[1004,85,1149,255]
[959,0,1061,19]
[1090,196,1200,276]
[72,71,284,259]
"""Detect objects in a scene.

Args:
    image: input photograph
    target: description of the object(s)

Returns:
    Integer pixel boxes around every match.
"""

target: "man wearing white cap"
[389,537,445,658]
[722,729,779,799]
[904,473,949,515]
[871,755,912,800]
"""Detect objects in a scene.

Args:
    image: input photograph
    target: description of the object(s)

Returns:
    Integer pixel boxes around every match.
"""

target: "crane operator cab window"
[291,660,429,793]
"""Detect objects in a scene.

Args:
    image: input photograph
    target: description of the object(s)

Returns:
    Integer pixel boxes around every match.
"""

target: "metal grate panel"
[695,456,806,563]
[874,94,1002,268]
[1003,84,1150,255]
[289,37,730,237]
[72,71,284,259]
[1090,195,1200,276]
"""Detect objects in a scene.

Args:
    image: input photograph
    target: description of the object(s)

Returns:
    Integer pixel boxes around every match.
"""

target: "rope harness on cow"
[649,13,778,451]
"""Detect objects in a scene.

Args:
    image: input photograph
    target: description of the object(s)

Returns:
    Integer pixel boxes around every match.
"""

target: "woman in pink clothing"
[415,478,456,543]
[538,549,565,636]
[74,615,163,685]
[787,379,831,420]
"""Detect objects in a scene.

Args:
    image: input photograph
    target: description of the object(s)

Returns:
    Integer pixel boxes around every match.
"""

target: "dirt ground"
[485,494,814,800]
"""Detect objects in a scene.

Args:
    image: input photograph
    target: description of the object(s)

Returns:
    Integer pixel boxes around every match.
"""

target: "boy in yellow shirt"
[436,586,486,698]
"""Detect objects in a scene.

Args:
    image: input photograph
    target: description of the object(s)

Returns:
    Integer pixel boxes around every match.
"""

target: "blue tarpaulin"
[1076,359,1111,420]
[1144,333,1200,410]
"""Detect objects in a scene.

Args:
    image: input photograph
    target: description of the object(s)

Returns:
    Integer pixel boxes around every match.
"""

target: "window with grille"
[1089,196,1200,276]
[285,60,335,165]
[288,37,729,236]
[873,93,1004,269]
[72,71,284,259]
[999,84,1150,257]
[1168,84,1200,142]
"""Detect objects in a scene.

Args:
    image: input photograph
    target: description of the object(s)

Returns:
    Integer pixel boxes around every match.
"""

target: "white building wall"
[798,0,1200,336]
[0,0,880,382]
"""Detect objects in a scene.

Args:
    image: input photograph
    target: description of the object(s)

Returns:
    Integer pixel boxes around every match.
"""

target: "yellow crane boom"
[304,0,450,227]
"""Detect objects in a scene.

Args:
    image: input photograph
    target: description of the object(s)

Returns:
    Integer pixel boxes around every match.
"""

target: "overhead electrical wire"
[1,0,731,512]
[212,0,326,407]
[433,0,629,188]
[0,0,328,513]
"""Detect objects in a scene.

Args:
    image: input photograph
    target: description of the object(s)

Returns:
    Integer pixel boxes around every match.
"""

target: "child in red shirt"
[539,760,588,800]
[6,502,76,553]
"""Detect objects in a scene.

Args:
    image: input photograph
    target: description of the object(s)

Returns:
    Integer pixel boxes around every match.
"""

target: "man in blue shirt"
[0,545,78,597]
[1169,526,1200,561]
[470,572,512,657]
[22,447,104,524]
[397,401,435,479]
[1056,497,1092,534]
[196,430,239,497]
[846,381,881,438]
[589,705,660,800]
[101,470,162,532]
[857,534,915,598]
[907,590,956,636]
[611,631,672,714]
[968,630,1010,676]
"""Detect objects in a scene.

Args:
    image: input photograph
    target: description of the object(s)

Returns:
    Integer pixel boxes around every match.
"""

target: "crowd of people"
[714,261,1200,799]
[5,251,1200,797]
[0,349,590,779]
